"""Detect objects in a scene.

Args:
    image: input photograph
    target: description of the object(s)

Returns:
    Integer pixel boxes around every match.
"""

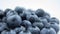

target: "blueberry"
[9,30,16,34]
[33,22,44,29]
[43,12,50,17]
[50,22,59,33]
[49,28,56,34]
[19,25,31,34]
[23,10,32,15]
[15,6,25,14]
[2,17,7,22]
[35,9,45,17]
[43,12,51,22]
[44,23,51,28]
[6,10,18,17]
[19,10,32,20]
[39,17,48,26]
[50,17,59,24]
[1,30,9,34]
[1,30,16,34]
[19,13,27,20]
[40,28,56,34]
[4,8,12,16]
[27,9,35,15]
[26,15,39,23]
[21,20,32,27]
[0,10,4,19]
[28,26,40,34]
[39,17,51,28]
[0,23,7,32]
[14,26,25,33]
[7,15,22,29]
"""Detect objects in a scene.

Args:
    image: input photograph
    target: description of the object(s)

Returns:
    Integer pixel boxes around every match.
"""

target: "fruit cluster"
[0,7,59,34]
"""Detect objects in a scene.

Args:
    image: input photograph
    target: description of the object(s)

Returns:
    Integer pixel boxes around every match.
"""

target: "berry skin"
[19,10,32,20]
[4,8,12,16]
[0,23,7,32]
[23,10,32,15]
[39,17,48,26]
[0,10,4,19]
[9,30,16,34]
[35,9,45,17]
[7,15,22,29]
[15,6,25,14]
[6,10,18,17]
[33,22,44,29]
[14,26,25,33]
[50,17,59,24]
[50,22,59,33]
[1,30,9,34]
[26,15,39,23]
[28,26,40,34]
[49,28,56,34]
[2,17,7,22]
[21,20,32,27]
[1,30,16,34]
[40,28,56,34]
[19,13,27,20]
[43,12,50,17]
[27,9,35,15]
[19,25,31,34]
[19,30,32,34]
[43,12,51,22]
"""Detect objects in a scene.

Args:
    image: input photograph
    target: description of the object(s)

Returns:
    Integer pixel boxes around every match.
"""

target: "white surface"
[0,0,60,34]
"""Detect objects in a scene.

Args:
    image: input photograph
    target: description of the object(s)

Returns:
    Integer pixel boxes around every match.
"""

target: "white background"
[0,0,60,34]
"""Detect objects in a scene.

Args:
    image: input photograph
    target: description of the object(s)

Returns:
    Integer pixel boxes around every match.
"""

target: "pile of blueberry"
[0,7,59,34]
